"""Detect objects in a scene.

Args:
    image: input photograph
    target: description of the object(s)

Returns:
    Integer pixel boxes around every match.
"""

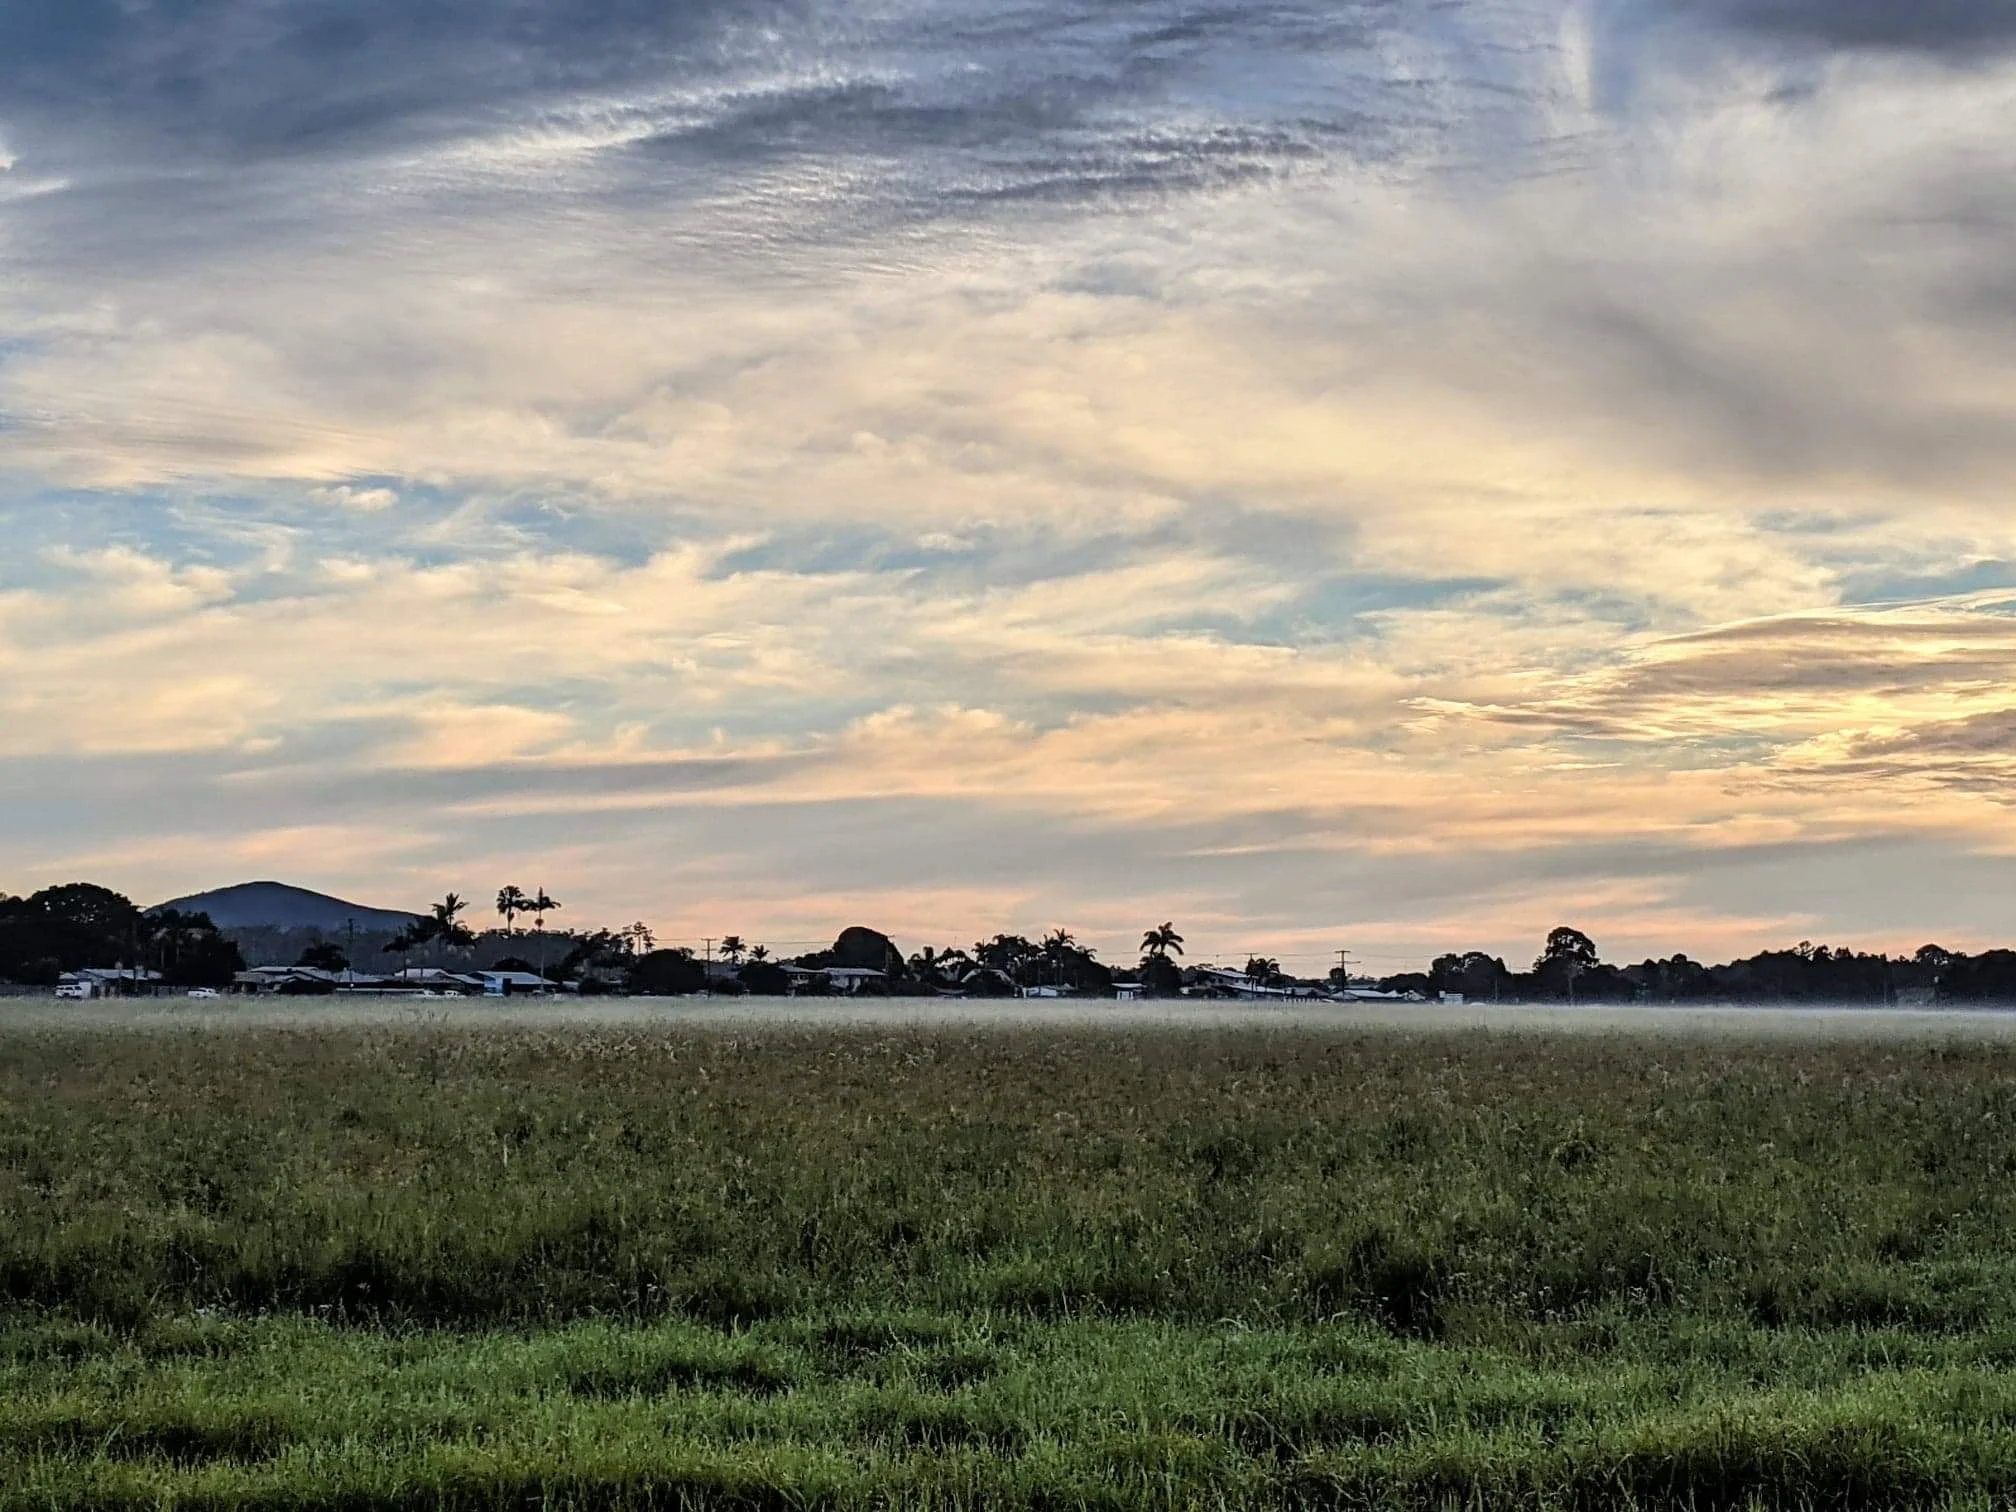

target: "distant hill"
[150,881,422,933]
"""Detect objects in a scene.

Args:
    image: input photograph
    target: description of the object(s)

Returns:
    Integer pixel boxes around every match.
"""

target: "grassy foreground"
[7,1023,2016,1508]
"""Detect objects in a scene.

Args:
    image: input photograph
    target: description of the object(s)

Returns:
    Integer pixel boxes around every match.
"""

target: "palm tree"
[1042,928,1078,988]
[623,921,656,955]
[720,935,747,968]
[1141,923,1185,960]
[528,889,561,932]
[1244,956,1281,985]
[749,945,769,963]
[496,885,528,935]
[386,917,438,978]
[432,893,469,934]
[431,894,475,966]
[526,889,561,977]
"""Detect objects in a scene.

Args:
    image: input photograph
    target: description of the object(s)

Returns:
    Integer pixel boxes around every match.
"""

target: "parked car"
[55,982,90,1000]
[186,987,221,999]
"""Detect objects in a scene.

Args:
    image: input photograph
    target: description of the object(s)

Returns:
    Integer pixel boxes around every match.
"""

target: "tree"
[528,890,561,931]
[0,886,144,982]
[719,935,746,967]
[145,908,245,987]
[1139,954,1185,997]
[430,894,475,963]
[558,930,629,986]
[910,946,978,992]
[496,886,529,935]
[749,944,769,963]
[1136,923,1187,997]
[738,959,792,996]
[1041,929,1078,988]
[1244,956,1282,985]
[619,921,656,955]
[1431,951,1513,1002]
[1534,927,1599,1001]
[31,883,143,937]
[975,934,1039,986]
[1536,927,1599,971]
[295,941,350,973]
[384,919,435,970]
[628,948,706,996]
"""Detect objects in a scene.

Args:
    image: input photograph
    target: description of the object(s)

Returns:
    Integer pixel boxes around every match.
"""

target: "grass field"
[8,1021,2016,1508]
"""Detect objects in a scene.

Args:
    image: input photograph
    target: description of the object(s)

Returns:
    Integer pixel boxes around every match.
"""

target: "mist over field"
[15,995,2016,1041]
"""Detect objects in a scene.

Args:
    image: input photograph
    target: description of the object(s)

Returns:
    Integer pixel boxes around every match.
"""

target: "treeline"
[0,885,244,986]
[9,882,2016,1005]
[1379,927,2010,1004]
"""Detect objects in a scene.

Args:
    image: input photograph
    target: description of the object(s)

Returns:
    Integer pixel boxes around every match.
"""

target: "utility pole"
[703,937,714,998]
[1335,948,1355,995]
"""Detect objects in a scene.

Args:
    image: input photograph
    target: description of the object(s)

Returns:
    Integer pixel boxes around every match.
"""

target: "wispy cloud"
[0,0,2012,966]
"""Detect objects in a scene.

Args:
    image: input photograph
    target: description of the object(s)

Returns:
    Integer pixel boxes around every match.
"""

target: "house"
[389,968,486,995]
[1111,980,1144,1001]
[781,964,888,995]
[822,967,886,995]
[479,970,554,997]
[234,966,342,994]
[56,968,164,999]
[1188,966,1321,1001]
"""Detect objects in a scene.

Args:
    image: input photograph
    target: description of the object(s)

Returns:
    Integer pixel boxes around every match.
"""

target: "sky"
[2,0,2014,974]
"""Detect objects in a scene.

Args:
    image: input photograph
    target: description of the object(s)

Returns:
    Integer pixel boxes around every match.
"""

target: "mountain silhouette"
[150,881,422,932]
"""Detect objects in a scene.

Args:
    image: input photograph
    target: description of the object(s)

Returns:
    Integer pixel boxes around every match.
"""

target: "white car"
[186,987,221,999]
[54,982,90,1000]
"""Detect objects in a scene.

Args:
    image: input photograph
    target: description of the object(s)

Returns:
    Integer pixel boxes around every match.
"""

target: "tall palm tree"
[496,885,528,935]
[720,935,746,968]
[1141,923,1185,960]
[527,889,561,977]
[749,945,769,963]
[528,889,561,932]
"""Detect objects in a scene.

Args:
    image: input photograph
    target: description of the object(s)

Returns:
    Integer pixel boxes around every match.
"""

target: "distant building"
[479,970,554,997]
[781,964,888,995]
[1187,965,1327,1001]
[56,968,163,999]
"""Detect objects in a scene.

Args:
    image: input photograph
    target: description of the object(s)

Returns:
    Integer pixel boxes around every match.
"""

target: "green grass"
[7,1023,2016,1507]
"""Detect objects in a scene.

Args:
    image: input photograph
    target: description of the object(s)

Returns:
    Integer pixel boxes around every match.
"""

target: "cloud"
[1672,0,2016,57]
[310,483,398,512]
[1,0,2015,965]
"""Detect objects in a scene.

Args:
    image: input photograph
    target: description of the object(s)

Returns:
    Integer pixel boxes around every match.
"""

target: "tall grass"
[7,1024,2016,1506]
